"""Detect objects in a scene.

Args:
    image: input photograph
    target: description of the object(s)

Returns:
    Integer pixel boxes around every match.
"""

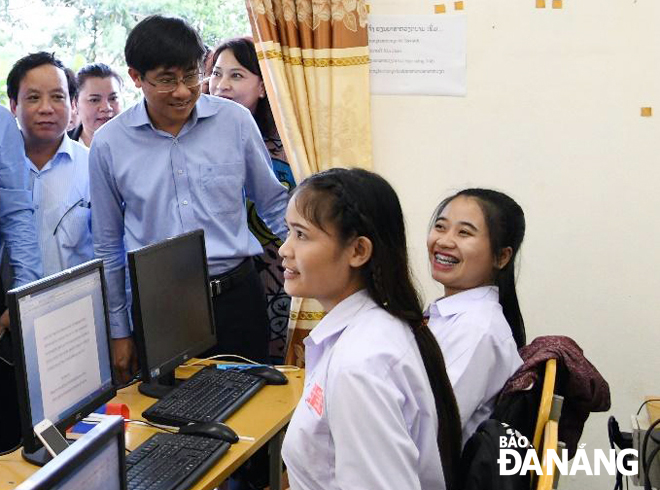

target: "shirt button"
[35,204,39,209]
[178,169,183,175]
[182,200,188,205]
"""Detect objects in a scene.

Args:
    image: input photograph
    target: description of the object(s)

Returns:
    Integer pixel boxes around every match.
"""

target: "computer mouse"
[178,422,239,444]
[245,366,288,385]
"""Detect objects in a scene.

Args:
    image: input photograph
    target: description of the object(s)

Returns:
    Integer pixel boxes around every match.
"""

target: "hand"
[111,337,138,384]
[0,310,10,334]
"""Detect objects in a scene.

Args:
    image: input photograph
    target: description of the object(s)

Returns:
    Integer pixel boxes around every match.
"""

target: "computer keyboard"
[142,366,266,426]
[126,432,230,490]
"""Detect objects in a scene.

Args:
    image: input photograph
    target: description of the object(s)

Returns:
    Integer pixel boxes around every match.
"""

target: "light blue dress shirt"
[89,94,288,338]
[0,105,42,288]
[26,135,93,277]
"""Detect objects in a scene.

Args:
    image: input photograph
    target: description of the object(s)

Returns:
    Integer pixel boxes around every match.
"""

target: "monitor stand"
[22,438,76,466]
[138,371,181,399]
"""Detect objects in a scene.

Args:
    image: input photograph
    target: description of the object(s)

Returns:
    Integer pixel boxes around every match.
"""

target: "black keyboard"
[142,366,266,426]
[126,432,230,490]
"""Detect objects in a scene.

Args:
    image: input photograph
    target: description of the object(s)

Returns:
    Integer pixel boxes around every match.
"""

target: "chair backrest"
[536,419,559,490]
[532,359,557,452]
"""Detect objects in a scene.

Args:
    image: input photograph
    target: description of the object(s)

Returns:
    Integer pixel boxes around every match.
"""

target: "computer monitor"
[16,415,126,490]
[128,229,216,398]
[7,260,116,465]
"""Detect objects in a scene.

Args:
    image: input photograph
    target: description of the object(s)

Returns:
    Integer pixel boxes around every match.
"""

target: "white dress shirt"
[282,290,446,490]
[427,285,523,444]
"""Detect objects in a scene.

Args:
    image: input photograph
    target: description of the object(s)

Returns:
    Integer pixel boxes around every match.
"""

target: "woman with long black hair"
[426,188,526,443]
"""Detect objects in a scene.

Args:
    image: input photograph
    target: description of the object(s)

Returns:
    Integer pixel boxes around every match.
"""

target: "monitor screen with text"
[9,260,114,441]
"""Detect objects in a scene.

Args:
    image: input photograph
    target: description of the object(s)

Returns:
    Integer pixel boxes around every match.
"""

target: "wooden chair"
[533,359,564,490]
[536,419,559,490]
[532,358,557,452]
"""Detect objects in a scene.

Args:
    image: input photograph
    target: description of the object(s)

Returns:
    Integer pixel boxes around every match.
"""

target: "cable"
[0,439,22,457]
[125,419,178,434]
[183,355,301,373]
[115,373,142,390]
[637,399,660,416]
[184,354,261,367]
[274,365,301,373]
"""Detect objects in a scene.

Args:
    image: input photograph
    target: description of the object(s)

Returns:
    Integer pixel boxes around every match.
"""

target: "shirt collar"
[126,94,222,130]
[428,285,499,318]
[306,290,377,347]
[27,135,73,172]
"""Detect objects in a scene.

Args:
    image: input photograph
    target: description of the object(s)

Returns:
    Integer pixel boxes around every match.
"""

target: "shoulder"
[93,102,141,144]
[331,306,420,373]
[0,106,14,127]
[198,94,253,122]
[454,299,513,346]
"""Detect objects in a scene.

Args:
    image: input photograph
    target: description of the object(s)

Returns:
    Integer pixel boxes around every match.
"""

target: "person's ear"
[495,246,513,270]
[128,68,143,89]
[9,99,17,115]
[349,236,373,268]
[258,80,266,99]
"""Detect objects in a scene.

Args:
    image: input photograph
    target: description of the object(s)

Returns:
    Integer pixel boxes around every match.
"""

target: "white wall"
[370,1,660,488]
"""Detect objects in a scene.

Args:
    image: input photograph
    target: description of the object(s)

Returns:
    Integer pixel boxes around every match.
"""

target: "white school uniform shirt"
[282,289,445,490]
[427,285,523,444]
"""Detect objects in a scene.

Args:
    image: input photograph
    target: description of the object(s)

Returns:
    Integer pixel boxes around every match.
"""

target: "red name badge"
[305,382,324,417]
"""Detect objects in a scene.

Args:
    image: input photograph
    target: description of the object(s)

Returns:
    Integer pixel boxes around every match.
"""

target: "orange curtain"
[247,0,373,366]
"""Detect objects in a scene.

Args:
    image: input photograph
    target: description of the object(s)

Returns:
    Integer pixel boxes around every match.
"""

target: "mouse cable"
[125,419,178,434]
[183,354,261,367]
[183,354,302,374]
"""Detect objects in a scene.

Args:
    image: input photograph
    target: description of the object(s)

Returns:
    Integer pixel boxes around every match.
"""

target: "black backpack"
[459,419,532,490]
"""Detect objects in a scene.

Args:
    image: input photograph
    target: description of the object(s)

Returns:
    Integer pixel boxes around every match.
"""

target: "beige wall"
[370,1,660,488]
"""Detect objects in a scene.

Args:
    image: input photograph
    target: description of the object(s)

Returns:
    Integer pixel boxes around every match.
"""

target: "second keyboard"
[142,366,266,426]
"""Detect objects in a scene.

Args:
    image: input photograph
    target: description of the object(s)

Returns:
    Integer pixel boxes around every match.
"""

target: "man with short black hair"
[90,15,288,383]
[7,52,93,278]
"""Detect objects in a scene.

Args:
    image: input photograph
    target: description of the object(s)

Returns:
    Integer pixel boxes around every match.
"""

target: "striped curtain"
[246,0,373,366]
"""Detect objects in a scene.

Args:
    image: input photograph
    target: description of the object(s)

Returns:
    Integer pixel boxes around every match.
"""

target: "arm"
[0,111,42,288]
[242,116,288,241]
[89,139,136,381]
[327,368,423,490]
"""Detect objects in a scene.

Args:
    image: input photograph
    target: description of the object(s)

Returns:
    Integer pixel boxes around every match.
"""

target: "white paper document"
[34,295,101,420]
[368,14,467,96]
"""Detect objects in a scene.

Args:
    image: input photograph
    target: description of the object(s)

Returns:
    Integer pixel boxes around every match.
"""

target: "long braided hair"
[293,168,463,490]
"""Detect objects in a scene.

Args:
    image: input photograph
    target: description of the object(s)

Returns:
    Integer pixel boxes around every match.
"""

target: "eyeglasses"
[53,198,91,235]
[142,73,209,94]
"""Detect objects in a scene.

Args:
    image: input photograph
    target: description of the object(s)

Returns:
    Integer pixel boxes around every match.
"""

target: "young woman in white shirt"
[280,168,462,490]
[426,188,526,443]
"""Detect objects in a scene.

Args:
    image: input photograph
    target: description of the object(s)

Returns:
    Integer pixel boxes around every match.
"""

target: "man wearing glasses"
[89,15,288,383]
[7,52,93,278]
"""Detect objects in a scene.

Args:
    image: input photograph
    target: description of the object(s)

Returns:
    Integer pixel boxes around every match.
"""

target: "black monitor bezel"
[128,229,216,384]
[16,415,127,490]
[8,259,117,454]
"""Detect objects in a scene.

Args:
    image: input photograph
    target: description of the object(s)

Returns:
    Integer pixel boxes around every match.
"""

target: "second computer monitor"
[128,229,216,398]
[16,415,126,490]
[7,260,116,465]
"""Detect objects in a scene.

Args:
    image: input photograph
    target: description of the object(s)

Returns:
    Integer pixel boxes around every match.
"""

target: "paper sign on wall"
[368,14,467,96]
